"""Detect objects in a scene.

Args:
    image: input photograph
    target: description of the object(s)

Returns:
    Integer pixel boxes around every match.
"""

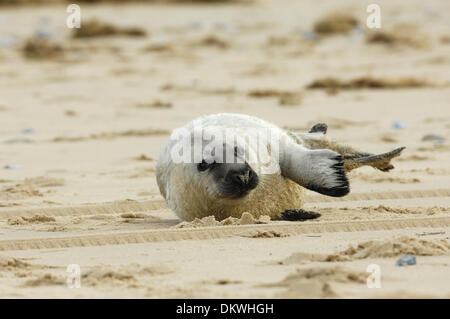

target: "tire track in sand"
[0,216,449,251]
[0,200,168,220]
[307,189,450,203]
[1,189,448,220]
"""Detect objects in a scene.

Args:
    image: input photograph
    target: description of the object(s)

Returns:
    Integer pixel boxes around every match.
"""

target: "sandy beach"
[0,0,449,298]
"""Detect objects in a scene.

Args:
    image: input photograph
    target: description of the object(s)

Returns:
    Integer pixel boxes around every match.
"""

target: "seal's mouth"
[217,169,259,199]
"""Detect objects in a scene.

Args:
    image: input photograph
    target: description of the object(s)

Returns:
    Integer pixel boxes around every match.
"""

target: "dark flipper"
[309,123,328,134]
[274,209,322,221]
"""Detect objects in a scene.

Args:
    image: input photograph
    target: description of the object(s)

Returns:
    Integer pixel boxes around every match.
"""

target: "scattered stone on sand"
[396,255,417,266]
[422,134,445,145]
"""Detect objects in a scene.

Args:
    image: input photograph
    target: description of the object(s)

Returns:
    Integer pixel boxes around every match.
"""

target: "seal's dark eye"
[197,160,213,172]
[234,146,243,157]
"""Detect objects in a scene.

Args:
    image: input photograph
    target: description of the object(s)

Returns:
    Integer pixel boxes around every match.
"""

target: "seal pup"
[156,113,404,221]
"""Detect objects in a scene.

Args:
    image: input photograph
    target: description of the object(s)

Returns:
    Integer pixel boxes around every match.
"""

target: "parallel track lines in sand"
[0,189,448,219]
[0,200,168,219]
[307,189,450,203]
[0,216,449,251]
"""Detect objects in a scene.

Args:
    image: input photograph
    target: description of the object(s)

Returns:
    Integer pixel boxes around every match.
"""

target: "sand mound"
[328,236,450,261]
[131,154,154,161]
[0,255,30,270]
[287,267,366,283]
[242,230,290,238]
[192,34,230,49]
[277,280,337,298]
[366,205,449,215]
[23,274,65,287]
[284,236,450,264]
[313,13,359,35]
[52,128,169,142]
[355,174,420,184]
[268,266,366,298]
[397,155,430,161]
[247,89,302,106]
[175,212,271,228]
[73,19,146,38]
[0,177,64,200]
[82,268,136,287]
[22,38,63,59]
[366,31,424,48]
[120,212,148,219]
[135,99,172,109]
[0,184,43,200]
[24,176,65,187]
[307,76,429,90]
[8,215,55,225]
[81,263,172,287]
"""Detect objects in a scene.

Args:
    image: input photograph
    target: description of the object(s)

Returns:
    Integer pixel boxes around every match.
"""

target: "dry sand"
[0,0,449,298]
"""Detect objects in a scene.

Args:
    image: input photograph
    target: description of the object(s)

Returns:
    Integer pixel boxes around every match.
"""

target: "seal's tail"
[288,123,406,172]
[341,146,405,172]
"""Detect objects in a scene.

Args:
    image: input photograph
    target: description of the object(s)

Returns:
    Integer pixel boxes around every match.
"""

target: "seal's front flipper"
[344,147,406,172]
[280,147,350,197]
[274,209,321,221]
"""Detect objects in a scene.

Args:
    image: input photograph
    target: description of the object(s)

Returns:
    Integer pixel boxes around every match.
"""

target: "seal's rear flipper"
[280,148,350,197]
[274,209,321,221]
[344,147,406,172]
[309,123,328,134]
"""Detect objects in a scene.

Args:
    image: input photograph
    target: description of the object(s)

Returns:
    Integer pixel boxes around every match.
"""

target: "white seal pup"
[156,113,404,221]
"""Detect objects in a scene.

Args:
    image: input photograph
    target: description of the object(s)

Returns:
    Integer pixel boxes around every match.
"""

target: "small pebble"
[422,134,445,145]
[20,128,35,134]
[4,138,33,144]
[4,164,22,170]
[393,120,407,129]
[396,254,416,266]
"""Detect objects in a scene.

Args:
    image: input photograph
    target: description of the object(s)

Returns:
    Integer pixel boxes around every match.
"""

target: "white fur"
[156,113,345,221]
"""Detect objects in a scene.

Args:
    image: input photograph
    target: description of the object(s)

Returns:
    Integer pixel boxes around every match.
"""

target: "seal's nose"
[227,165,258,191]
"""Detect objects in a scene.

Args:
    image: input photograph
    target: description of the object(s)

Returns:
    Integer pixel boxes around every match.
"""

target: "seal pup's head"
[195,143,259,200]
